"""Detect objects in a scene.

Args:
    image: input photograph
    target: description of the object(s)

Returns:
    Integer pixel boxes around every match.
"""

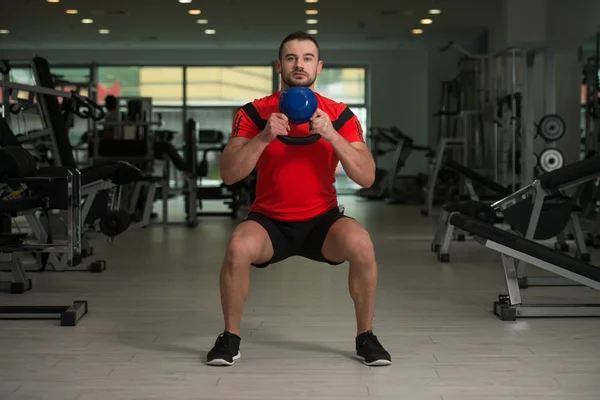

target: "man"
[103,95,120,124]
[207,31,391,367]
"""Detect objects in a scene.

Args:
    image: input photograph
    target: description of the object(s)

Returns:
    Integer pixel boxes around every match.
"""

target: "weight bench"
[491,155,600,287]
[433,159,593,270]
[444,159,512,201]
[432,160,509,258]
[448,213,600,321]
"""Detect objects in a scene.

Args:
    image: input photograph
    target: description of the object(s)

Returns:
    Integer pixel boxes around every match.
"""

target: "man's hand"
[309,108,339,142]
[258,113,290,143]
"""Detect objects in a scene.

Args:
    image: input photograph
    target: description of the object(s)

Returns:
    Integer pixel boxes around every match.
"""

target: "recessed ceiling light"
[412,28,423,34]
[66,9,78,14]
[305,0,318,3]
[306,19,318,24]
[0,29,9,34]
[420,18,433,24]
[307,29,318,34]
[47,0,60,3]
[305,9,318,15]
[82,19,93,24]
[429,9,441,14]
[99,29,110,34]
[188,9,201,15]
[179,0,192,3]
[196,19,208,24]
[205,29,216,34]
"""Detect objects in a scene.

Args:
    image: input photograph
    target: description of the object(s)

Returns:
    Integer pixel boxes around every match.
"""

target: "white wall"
[1,46,430,174]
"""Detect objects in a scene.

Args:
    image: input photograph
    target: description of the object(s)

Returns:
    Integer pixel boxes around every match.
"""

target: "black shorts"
[240,205,352,268]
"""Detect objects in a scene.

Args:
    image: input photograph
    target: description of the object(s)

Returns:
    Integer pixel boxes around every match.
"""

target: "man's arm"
[220,136,269,185]
[220,104,290,185]
[310,106,375,188]
[330,136,375,188]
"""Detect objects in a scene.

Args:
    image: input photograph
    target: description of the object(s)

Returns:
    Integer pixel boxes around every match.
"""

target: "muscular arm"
[330,136,376,188]
[220,136,269,185]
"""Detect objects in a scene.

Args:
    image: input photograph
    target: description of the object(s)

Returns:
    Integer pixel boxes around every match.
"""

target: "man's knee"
[225,233,256,267]
[331,221,375,265]
[224,222,272,267]
[346,228,375,265]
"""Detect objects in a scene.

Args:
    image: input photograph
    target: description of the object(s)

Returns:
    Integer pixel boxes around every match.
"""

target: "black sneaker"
[355,330,391,366]
[207,331,241,366]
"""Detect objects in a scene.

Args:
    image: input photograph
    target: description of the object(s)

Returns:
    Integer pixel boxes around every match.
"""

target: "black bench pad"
[81,162,144,186]
[449,213,600,283]
[538,155,600,190]
[444,160,511,197]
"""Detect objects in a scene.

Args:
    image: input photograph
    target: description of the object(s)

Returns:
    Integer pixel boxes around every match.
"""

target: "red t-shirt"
[230,91,364,221]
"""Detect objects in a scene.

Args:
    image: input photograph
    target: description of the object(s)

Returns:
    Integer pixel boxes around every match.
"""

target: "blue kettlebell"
[279,87,318,124]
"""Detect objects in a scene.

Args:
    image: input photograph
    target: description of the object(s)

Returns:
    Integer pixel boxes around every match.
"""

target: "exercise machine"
[357,127,432,204]
[0,146,88,326]
[450,213,600,321]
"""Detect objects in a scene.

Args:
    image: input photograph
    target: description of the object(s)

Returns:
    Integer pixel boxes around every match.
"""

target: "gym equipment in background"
[449,213,600,321]
[1,58,155,272]
[431,156,577,257]
[441,156,600,285]
[194,128,249,219]
[0,146,88,326]
[356,127,433,204]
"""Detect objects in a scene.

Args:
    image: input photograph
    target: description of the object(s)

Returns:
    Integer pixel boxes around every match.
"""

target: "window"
[52,68,91,98]
[186,66,273,106]
[314,67,366,105]
[97,67,184,106]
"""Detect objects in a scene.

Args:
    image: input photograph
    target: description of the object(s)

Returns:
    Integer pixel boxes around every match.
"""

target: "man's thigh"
[300,208,358,265]
[238,212,293,268]
[320,217,372,264]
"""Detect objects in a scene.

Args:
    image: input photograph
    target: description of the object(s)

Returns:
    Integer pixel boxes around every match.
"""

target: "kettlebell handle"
[277,134,321,146]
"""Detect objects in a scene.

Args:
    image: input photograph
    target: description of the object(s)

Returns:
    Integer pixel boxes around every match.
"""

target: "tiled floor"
[1,196,600,399]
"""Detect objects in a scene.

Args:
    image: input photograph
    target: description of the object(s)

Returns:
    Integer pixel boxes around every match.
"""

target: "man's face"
[276,39,323,88]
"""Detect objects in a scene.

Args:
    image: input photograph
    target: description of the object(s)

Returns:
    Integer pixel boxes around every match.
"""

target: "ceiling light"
[196,19,208,24]
[305,9,318,15]
[412,28,423,34]
[66,9,78,14]
[429,9,441,14]
[307,29,318,34]
[205,29,216,34]
[188,9,201,15]
[46,0,60,3]
[99,29,110,34]
[179,0,192,3]
[305,0,318,3]
[0,29,9,34]
[306,19,318,24]
[420,18,433,24]
[82,19,93,24]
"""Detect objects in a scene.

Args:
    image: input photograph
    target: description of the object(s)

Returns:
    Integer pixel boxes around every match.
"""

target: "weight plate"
[538,114,566,142]
[539,148,564,172]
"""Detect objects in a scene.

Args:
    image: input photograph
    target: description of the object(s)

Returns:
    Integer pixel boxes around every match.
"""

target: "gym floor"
[1,197,600,400]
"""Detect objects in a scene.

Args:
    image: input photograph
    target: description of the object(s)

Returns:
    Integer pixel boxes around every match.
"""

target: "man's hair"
[278,31,320,60]
[105,95,117,110]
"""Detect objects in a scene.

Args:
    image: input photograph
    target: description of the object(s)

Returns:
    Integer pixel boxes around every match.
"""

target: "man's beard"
[282,71,315,88]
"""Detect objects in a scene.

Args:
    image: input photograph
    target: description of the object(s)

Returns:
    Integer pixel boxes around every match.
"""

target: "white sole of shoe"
[354,354,392,366]
[207,352,241,366]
